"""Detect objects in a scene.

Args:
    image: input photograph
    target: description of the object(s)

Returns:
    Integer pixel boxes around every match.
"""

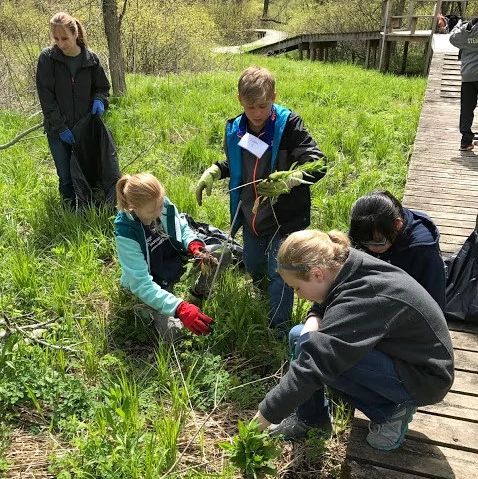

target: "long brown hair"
[50,12,87,48]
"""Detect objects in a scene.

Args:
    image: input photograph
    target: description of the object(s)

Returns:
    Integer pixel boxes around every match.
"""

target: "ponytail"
[115,173,166,212]
[116,175,131,210]
[75,19,87,47]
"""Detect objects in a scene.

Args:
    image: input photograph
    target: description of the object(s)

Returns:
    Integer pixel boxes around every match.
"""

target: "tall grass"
[0,54,426,477]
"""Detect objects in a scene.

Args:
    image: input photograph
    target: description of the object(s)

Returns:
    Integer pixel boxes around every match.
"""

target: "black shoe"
[268,412,331,441]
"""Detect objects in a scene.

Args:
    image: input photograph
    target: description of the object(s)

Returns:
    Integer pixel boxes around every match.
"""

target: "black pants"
[460,81,478,146]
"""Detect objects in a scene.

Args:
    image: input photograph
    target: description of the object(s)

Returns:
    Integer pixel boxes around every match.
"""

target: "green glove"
[196,164,221,205]
[257,170,308,198]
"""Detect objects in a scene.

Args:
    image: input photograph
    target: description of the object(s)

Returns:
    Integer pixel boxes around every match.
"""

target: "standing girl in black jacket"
[36,12,110,207]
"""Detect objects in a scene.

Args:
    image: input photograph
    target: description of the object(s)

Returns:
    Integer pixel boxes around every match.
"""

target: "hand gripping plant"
[220,419,281,479]
[252,159,326,214]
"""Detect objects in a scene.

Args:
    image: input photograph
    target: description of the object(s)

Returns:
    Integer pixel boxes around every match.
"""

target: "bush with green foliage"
[220,419,281,479]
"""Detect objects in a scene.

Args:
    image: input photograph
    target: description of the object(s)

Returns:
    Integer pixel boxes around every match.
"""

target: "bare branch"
[119,0,129,27]
[2,314,79,353]
[0,122,44,150]
[260,17,286,25]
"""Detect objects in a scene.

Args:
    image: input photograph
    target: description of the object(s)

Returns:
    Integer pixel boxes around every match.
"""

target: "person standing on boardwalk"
[195,66,326,333]
[36,12,110,207]
[450,17,478,151]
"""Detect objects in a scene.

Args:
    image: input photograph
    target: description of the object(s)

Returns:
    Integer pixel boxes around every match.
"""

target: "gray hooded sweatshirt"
[450,21,478,82]
[259,248,454,425]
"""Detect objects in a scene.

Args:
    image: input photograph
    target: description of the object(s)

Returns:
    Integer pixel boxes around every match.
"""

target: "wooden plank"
[407,171,478,183]
[420,210,477,222]
[451,369,478,396]
[402,195,478,212]
[405,201,478,215]
[450,331,478,352]
[419,391,478,422]
[403,188,478,202]
[440,235,471,246]
[342,460,429,479]
[346,424,478,479]
[408,163,478,174]
[407,179,478,191]
[404,194,478,209]
[455,349,478,373]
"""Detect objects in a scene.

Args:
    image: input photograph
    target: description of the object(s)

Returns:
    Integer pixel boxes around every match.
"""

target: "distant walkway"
[214,29,288,54]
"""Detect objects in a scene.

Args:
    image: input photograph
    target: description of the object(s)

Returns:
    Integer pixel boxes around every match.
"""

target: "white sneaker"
[153,315,184,343]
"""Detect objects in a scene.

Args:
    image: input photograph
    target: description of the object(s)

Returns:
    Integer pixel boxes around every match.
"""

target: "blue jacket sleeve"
[115,235,182,316]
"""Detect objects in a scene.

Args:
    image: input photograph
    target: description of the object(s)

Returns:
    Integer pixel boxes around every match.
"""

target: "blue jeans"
[47,134,76,204]
[289,325,417,425]
[242,225,294,328]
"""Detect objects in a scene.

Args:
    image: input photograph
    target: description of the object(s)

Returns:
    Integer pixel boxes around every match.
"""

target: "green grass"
[0,54,426,477]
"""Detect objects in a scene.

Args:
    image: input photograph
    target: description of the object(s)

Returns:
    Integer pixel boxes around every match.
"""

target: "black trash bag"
[180,213,243,265]
[70,114,121,208]
[444,215,478,323]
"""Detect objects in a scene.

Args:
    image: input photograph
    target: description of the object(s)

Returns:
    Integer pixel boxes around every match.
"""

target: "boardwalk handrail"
[249,30,381,55]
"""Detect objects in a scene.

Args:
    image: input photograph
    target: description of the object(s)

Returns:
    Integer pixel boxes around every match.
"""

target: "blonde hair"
[116,173,165,211]
[50,12,87,48]
[278,230,350,280]
[238,66,275,103]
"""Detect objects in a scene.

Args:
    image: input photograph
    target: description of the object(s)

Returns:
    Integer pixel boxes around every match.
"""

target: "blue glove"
[59,128,75,145]
[91,98,105,116]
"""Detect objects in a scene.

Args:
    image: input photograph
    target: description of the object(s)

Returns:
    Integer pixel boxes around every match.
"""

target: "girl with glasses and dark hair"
[349,190,446,310]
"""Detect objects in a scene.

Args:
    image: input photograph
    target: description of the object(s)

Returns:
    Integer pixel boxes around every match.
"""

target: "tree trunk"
[101,0,127,96]
[263,0,270,18]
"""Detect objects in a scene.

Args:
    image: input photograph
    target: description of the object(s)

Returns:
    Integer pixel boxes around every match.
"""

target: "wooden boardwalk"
[342,36,478,478]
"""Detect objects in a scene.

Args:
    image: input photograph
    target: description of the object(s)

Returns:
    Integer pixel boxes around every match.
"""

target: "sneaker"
[366,405,417,451]
[460,143,474,151]
[153,315,184,343]
[268,412,331,441]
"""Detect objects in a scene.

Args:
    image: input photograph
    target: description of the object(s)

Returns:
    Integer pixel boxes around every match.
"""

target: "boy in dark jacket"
[195,66,326,330]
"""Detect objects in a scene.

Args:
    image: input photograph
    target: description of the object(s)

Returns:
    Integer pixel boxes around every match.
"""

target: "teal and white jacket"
[114,197,199,316]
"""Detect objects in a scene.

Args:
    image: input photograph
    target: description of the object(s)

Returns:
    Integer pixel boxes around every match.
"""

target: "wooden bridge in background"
[250,1,470,74]
[342,34,478,479]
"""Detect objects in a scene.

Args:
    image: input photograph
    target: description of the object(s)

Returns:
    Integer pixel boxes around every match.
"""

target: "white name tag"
[238,132,269,159]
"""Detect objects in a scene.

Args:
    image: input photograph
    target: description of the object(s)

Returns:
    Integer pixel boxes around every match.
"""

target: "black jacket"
[259,249,454,424]
[367,208,446,310]
[36,46,110,136]
[216,111,326,236]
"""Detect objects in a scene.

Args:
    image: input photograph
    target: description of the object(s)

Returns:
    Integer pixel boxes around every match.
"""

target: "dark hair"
[349,190,405,246]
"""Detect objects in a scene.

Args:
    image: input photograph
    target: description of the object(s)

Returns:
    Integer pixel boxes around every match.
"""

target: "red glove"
[188,240,204,256]
[175,301,214,335]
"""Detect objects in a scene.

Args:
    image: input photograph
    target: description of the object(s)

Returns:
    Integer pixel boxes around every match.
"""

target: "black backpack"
[444,215,478,323]
[180,213,243,265]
